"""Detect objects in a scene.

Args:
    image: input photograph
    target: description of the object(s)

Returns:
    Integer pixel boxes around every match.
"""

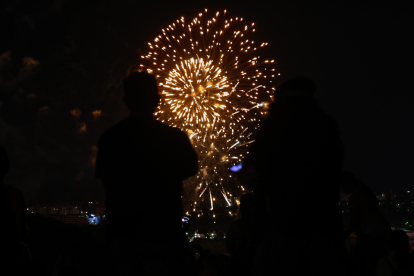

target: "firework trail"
[140,9,279,212]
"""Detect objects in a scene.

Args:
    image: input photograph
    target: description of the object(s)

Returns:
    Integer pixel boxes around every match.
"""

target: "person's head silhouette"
[123,71,160,118]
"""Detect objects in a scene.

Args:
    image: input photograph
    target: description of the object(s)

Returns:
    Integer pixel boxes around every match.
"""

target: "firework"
[140,9,279,212]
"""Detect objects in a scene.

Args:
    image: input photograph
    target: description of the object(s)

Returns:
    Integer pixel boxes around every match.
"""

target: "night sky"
[1,0,413,206]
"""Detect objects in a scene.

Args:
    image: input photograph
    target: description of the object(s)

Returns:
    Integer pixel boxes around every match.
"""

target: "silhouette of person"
[1,145,29,271]
[95,71,198,275]
[375,230,414,276]
[340,171,390,240]
[340,171,391,276]
[240,78,345,275]
[1,145,27,241]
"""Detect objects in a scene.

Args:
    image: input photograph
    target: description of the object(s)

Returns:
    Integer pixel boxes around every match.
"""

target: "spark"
[221,189,231,206]
[209,189,214,210]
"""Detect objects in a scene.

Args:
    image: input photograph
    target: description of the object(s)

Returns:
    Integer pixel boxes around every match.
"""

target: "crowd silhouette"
[1,72,413,276]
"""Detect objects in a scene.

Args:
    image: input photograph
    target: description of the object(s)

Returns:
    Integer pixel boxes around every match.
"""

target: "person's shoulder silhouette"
[95,71,198,244]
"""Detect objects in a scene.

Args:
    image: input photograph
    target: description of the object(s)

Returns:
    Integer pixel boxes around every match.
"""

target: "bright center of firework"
[163,58,229,124]
[141,9,279,212]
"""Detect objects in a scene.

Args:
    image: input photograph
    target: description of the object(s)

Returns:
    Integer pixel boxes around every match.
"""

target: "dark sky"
[1,0,413,205]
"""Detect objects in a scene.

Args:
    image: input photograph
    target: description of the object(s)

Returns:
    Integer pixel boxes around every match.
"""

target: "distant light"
[230,163,242,172]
